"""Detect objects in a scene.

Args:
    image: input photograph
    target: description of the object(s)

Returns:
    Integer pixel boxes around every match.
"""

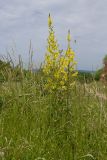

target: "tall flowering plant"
[43,14,78,96]
[43,14,61,92]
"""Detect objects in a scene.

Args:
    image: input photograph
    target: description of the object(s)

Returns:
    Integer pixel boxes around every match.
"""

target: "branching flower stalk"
[65,30,78,104]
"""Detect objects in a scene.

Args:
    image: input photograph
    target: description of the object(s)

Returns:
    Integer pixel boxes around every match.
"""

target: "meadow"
[0,70,107,160]
[0,15,107,160]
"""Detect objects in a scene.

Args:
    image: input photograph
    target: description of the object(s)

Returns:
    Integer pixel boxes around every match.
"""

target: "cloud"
[0,0,107,70]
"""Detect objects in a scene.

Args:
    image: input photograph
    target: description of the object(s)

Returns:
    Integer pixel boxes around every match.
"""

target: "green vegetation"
[1,67,107,159]
[0,60,12,82]
[77,71,94,83]
[94,68,103,81]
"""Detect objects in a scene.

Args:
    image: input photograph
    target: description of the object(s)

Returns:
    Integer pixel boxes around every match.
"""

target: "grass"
[0,70,107,160]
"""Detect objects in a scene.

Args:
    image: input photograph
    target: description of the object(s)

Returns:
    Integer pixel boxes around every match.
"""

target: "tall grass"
[0,61,107,160]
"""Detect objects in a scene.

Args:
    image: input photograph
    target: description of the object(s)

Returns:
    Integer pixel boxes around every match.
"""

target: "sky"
[0,0,107,70]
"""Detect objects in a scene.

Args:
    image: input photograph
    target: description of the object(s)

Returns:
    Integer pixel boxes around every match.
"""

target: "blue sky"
[0,0,107,70]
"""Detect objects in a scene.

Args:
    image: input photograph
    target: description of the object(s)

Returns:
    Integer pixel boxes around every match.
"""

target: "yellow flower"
[45,54,51,61]
[72,72,78,77]
[53,52,59,59]
[54,72,59,79]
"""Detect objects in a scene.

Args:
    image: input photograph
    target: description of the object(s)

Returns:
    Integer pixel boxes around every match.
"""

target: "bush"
[94,68,103,81]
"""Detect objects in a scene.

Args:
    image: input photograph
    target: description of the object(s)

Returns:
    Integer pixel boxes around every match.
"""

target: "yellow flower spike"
[43,15,78,94]
[67,30,71,42]
[48,13,52,27]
